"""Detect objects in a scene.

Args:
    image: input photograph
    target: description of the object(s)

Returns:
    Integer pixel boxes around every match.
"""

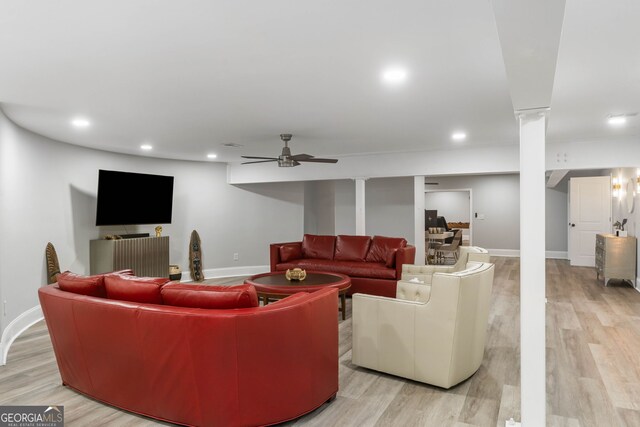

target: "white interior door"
[568,176,611,266]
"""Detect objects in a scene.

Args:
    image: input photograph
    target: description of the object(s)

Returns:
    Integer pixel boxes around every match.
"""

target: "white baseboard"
[486,249,568,259]
[0,305,44,366]
[545,251,568,259]
[180,265,270,282]
[487,249,520,257]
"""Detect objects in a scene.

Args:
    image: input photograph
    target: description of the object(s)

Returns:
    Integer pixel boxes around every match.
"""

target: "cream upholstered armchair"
[352,261,495,389]
[397,246,490,303]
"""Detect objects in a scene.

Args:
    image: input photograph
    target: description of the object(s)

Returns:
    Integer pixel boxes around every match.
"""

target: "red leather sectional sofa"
[39,271,339,427]
[270,234,416,298]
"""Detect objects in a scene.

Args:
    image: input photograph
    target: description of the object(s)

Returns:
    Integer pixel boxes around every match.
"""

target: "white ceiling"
[0,0,638,163]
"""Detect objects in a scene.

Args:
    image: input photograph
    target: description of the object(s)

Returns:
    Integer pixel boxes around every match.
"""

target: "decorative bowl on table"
[285,268,307,281]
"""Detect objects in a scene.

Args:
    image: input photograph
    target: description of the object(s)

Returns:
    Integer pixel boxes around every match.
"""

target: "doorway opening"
[425,189,473,246]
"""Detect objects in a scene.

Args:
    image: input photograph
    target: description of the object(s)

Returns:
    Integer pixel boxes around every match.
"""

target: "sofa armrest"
[395,245,416,279]
[269,241,301,271]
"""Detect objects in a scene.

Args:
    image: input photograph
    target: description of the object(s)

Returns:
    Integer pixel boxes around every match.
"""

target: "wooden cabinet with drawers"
[595,233,637,286]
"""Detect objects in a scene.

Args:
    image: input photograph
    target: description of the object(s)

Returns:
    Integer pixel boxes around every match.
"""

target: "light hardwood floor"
[2,258,639,426]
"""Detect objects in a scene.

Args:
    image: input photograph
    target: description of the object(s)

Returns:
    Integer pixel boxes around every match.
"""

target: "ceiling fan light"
[278,158,297,167]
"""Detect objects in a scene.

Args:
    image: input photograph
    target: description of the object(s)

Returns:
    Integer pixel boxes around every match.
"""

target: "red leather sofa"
[38,271,339,427]
[270,234,416,298]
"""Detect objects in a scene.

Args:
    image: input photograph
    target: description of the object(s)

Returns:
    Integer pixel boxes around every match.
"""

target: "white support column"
[519,110,547,426]
[414,176,426,265]
[355,178,366,236]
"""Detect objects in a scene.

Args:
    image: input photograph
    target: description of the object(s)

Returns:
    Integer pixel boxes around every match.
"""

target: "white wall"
[228,145,521,184]
[0,110,304,347]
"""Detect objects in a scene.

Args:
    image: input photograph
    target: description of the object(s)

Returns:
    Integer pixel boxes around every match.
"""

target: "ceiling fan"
[241,134,339,167]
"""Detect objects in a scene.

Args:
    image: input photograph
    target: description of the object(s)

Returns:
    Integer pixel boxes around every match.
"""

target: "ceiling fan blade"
[296,158,339,163]
[241,159,278,165]
[241,155,278,160]
[290,154,314,160]
[292,160,301,166]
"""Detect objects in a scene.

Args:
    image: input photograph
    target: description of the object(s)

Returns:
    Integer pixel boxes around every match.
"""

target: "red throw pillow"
[57,271,107,298]
[334,235,372,261]
[161,283,259,309]
[279,243,302,263]
[301,234,336,260]
[104,274,170,304]
[385,248,398,268]
[366,236,407,263]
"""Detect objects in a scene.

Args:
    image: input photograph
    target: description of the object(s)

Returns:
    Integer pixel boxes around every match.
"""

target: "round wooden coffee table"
[245,271,351,320]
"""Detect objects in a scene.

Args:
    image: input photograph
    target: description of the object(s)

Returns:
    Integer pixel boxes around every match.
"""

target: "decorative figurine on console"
[189,230,204,282]
[45,242,61,284]
[155,226,162,237]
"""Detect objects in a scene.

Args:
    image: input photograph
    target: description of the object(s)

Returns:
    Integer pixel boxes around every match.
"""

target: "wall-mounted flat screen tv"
[96,170,174,226]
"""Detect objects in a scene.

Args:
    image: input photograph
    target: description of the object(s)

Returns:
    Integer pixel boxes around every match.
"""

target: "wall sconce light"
[637,168,640,193]
[613,177,621,198]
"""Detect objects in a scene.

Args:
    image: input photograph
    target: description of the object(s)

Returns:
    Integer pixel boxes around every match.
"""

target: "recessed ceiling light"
[71,118,90,128]
[207,153,217,159]
[607,116,627,126]
[451,132,467,141]
[381,67,408,84]
[140,144,153,151]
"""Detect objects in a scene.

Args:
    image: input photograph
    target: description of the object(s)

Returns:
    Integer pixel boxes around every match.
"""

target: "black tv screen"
[96,170,174,226]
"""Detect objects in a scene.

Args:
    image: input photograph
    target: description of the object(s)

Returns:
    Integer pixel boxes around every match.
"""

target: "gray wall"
[429,174,521,250]
[425,191,471,222]
[433,174,568,252]
[306,177,415,243]
[334,180,356,235]
[0,110,304,336]
[304,181,335,235]
[304,174,568,252]
[365,177,415,243]
[546,187,568,252]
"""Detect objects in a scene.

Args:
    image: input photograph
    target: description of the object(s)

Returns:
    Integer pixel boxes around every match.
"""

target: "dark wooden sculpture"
[45,242,61,284]
[189,230,203,282]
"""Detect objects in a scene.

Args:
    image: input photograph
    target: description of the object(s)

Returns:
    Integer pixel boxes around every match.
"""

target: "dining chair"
[436,229,462,264]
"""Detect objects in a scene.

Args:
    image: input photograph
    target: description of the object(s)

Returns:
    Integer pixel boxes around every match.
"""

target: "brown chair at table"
[436,229,462,264]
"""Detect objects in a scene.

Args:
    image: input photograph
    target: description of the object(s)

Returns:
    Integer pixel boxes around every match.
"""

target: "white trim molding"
[487,249,520,258]
[0,305,44,366]
[545,251,568,259]
[486,249,568,259]
[180,265,270,283]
